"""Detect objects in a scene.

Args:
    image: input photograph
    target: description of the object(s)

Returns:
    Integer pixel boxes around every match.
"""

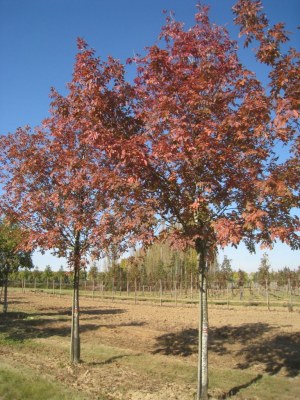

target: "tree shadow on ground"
[153,328,198,357]
[87,354,131,366]
[236,332,300,377]
[37,306,126,317]
[153,323,300,377]
[0,311,99,342]
[0,300,30,305]
[0,307,135,343]
[215,374,263,399]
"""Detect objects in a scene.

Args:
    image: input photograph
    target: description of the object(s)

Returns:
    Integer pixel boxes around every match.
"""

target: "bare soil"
[1,290,300,399]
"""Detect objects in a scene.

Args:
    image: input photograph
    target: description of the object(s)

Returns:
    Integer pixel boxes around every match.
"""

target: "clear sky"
[1,0,299,272]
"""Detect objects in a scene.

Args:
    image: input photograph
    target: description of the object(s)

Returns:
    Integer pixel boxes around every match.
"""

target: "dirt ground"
[1,290,300,399]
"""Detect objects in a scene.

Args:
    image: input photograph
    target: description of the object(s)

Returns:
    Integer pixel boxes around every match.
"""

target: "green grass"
[0,364,85,400]
[126,353,300,399]
[1,341,299,400]
[123,353,197,383]
[209,366,300,400]
[81,341,300,399]
[0,328,40,348]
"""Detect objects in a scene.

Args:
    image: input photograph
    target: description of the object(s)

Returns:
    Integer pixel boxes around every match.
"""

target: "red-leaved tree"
[130,4,299,398]
[233,0,300,223]
[0,39,155,363]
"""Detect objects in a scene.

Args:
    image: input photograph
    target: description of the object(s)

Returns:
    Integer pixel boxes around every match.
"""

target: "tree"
[88,264,98,281]
[87,263,98,294]
[237,269,247,300]
[218,256,233,289]
[56,265,66,283]
[131,4,299,398]
[42,265,53,288]
[257,253,270,284]
[32,266,42,283]
[237,269,247,288]
[0,220,33,313]
[0,39,154,363]
[233,0,300,245]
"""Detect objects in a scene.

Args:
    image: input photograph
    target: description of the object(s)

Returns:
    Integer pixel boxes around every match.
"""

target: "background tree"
[237,269,247,288]
[217,256,233,290]
[87,263,98,293]
[0,220,33,313]
[56,265,66,284]
[237,268,247,299]
[42,265,53,288]
[257,252,270,287]
[32,266,42,284]
[256,252,271,310]
[88,264,99,281]
[276,266,297,292]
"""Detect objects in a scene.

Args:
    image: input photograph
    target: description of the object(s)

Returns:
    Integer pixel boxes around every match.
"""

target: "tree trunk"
[196,241,209,400]
[3,270,8,314]
[201,267,208,399]
[288,278,293,311]
[70,235,81,364]
[71,265,80,363]
[112,277,115,302]
[266,279,270,311]
[227,283,230,309]
[159,279,163,306]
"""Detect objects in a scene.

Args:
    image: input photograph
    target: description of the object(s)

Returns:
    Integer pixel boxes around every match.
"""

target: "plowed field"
[1,290,299,399]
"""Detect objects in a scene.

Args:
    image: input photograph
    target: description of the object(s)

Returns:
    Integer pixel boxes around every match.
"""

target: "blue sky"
[1,0,299,272]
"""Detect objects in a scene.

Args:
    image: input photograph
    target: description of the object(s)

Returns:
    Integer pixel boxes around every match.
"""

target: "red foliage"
[0,2,299,265]
[131,4,299,253]
[0,41,156,266]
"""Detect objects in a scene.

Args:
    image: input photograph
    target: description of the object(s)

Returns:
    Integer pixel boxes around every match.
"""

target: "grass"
[80,340,300,399]
[0,364,85,400]
[209,366,300,400]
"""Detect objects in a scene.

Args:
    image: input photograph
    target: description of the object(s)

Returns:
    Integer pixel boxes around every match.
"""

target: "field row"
[6,284,300,311]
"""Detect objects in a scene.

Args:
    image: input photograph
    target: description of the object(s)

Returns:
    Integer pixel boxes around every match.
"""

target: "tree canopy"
[0,0,298,396]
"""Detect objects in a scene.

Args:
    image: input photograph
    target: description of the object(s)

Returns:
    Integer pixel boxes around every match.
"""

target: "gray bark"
[71,266,80,363]
[196,241,209,400]
[70,233,81,364]
[201,267,208,399]
[197,251,203,400]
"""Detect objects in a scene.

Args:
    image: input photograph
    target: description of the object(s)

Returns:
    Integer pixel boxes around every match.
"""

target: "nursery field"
[0,290,299,399]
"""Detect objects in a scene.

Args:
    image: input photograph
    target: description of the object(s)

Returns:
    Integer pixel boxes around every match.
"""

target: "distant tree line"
[6,242,300,292]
